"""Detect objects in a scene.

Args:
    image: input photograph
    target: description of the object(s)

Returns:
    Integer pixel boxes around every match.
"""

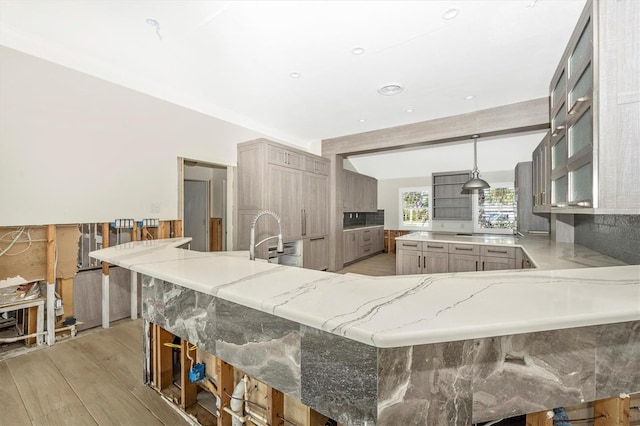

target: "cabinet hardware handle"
[455,247,473,251]
[482,261,485,270]
[521,259,524,269]
[310,237,324,241]
[418,255,421,269]
[423,256,426,269]
[488,249,508,254]
[475,261,478,271]
[404,243,418,247]
[427,245,443,249]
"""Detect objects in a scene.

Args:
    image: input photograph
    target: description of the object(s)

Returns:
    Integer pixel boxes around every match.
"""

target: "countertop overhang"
[90,236,640,348]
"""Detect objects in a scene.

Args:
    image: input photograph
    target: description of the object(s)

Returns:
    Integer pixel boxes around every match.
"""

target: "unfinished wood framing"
[216,357,234,426]
[267,386,285,426]
[525,410,553,426]
[153,325,174,391]
[594,395,631,426]
[180,339,198,409]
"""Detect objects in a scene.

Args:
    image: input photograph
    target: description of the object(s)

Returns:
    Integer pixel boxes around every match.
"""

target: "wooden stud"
[172,220,183,238]
[131,221,138,242]
[267,386,285,426]
[46,225,56,345]
[594,396,630,426]
[179,339,198,409]
[216,358,234,426]
[158,221,170,239]
[27,306,38,346]
[154,326,174,391]
[525,411,553,426]
[101,223,110,276]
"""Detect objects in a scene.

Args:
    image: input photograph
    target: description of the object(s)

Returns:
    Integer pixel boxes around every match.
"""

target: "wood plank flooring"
[336,252,396,276]
[0,319,190,426]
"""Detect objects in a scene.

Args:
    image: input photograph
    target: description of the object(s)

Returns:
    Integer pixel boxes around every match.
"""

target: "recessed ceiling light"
[289,72,301,78]
[442,8,459,20]
[406,109,414,113]
[465,95,474,100]
[378,83,404,96]
[351,47,365,55]
[359,119,366,123]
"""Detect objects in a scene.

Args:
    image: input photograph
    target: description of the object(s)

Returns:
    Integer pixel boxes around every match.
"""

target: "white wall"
[379,170,515,231]
[0,46,269,226]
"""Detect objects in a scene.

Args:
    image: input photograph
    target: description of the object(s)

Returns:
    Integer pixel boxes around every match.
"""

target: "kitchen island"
[90,237,640,425]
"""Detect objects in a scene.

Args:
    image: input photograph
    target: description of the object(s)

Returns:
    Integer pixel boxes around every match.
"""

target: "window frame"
[473,182,516,235]
[398,186,432,231]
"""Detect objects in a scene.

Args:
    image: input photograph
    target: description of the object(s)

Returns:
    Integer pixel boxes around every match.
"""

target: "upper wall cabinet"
[343,170,378,212]
[547,0,640,213]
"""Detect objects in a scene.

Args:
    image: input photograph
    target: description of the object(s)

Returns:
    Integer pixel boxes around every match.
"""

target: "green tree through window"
[401,190,429,227]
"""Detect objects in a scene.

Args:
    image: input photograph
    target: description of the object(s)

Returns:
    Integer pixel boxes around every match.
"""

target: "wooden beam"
[158,221,170,239]
[154,325,174,391]
[267,386,285,426]
[101,223,110,276]
[131,221,138,242]
[322,97,549,156]
[594,396,630,426]
[172,220,183,238]
[216,358,234,426]
[46,224,56,346]
[525,410,553,426]
[180,339,198,409]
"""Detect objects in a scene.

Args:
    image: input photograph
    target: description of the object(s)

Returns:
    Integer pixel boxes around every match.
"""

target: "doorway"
[180,158,229,252]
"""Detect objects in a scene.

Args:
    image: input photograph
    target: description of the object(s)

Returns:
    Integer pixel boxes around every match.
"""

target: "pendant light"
[462,134,490,191]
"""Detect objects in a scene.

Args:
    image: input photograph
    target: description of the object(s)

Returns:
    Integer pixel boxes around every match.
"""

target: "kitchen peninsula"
[90,237,640,425]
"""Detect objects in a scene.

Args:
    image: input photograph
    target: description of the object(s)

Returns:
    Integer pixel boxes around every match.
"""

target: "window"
[399,187,431,230]
[474,183,516,234]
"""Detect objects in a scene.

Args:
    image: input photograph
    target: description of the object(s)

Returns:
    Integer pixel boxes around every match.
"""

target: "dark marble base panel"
[142,275,640,425]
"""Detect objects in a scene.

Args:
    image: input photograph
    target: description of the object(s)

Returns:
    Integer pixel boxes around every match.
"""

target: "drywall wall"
[379,170,515,230]
[0,45,271,226]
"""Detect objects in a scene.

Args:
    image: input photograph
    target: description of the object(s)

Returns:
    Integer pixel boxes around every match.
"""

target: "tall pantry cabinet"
[236,139,330,270]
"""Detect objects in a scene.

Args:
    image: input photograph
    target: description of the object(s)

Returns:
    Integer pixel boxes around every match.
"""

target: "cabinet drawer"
[424,242,448,253]
[480,246,516,258]
[448,244,479,255]
[360,229,372,242]
[396,240,423,251]
[360,243,373,257]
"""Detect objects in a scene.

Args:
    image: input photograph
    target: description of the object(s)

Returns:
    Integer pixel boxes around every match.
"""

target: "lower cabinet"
[397,240,523,275]
[303,236,329,271]
[343,226,385,265]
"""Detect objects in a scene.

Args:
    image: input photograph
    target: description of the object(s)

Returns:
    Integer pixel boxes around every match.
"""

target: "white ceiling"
[0,0,586,178]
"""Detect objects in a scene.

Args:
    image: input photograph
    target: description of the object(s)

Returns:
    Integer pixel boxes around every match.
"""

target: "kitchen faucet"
[249,210,284,261]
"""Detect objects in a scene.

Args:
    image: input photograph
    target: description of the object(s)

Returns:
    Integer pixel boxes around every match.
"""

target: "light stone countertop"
[343,224,384,231]
[396,231,627,270]
[90,236,639,348]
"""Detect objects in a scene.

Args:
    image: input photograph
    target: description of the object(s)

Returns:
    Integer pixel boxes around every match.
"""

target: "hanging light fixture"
[462,134,490,191]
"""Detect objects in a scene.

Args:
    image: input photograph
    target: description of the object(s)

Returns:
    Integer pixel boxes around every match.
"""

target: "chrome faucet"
[249,210,284,260]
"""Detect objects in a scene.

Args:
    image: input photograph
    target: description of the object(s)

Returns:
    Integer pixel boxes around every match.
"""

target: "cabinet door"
[303,172,329,238]
[481,256,516,271]
[303,237,329,271]
[375,228,384,252]
[343,231,359,264]
[365,176,378,211]
[267,145,303,169]
[448,254,479,272]
[396,249,422,275]
[424,252,449,274]
[267,165,302,240]
[343,171,354,211]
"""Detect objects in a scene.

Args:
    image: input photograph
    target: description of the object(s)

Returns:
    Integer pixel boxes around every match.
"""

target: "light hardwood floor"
[336,252,396,276]
[0,319,190,426]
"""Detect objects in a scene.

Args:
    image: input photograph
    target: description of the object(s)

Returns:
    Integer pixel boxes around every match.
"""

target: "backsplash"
[574,215,640,265]
[343,210,384,228]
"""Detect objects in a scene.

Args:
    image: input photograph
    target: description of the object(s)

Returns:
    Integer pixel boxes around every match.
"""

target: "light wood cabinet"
[344,226,385,265]
[343,170,378,212]
[396,240,449,275]
[448,253,478,273]
[303,236,329,271]
[237,139,330,267]
[515,161,549,233]
[343,230,359,264]
[532,134,552,213]
[545,0,640,213]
